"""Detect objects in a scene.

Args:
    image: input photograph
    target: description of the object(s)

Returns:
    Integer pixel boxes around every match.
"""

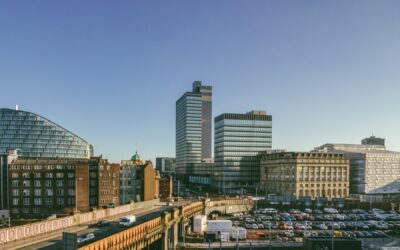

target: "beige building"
[260,152,350,199]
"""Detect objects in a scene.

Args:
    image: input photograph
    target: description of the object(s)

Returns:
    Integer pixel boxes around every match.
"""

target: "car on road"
[96,220,110,227]
[77,233,95,244]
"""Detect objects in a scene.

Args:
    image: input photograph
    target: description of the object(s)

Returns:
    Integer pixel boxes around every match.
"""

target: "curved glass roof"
[0,108,92,158]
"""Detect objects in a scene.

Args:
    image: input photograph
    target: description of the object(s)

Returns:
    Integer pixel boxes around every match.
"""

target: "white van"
[119,215,136,227]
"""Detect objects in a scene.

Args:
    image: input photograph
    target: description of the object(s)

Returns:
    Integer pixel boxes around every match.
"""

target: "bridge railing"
[78,216,162,250]
[0,199,159,245]
[206,199,255,207]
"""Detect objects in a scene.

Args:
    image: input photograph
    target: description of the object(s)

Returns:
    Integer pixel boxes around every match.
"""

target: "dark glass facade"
[0,108,92,158]
[214,111,272,194]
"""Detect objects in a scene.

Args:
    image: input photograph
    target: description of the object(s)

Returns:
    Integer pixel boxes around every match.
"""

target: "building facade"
[315,143,400,194]
[120,151,145,204]
[176,81,212,176]
[362,136,385,146]
[0,108,93,210]
[8,156,119,218]
[214,111,272,194]
[260,152,350,199]
[155,157,176,173]
[0,108,92,158]
[159,176,173,200]
[120,154,159,204]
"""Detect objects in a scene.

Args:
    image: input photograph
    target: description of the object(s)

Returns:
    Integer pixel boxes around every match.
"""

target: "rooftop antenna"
[15,105,19,111]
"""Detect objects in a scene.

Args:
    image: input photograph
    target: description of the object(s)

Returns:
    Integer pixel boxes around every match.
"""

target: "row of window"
[12,197,76,206]
[12,188,76,196]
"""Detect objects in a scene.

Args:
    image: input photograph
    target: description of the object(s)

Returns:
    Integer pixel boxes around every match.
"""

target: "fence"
[0,199,159,245]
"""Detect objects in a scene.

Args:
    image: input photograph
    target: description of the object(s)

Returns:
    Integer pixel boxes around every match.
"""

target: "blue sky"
[1,1,399,162]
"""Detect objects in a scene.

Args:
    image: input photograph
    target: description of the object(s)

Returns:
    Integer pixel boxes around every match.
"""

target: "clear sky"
[1,1,399,162]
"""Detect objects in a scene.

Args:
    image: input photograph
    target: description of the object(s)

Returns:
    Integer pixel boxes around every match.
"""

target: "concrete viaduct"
[77,199,254,250]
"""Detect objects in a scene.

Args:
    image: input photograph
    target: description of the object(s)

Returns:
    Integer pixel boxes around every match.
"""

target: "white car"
[77,233,95,244]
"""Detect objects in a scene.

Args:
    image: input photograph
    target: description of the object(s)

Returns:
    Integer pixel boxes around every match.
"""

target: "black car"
[96,220,110,227]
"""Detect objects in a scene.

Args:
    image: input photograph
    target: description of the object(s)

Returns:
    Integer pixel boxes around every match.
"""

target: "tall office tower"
[214,110,272,194]
[176,81,212,175]
[0,108,93,210]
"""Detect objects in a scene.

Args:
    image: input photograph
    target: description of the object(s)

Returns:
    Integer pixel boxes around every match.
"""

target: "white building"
[315,144,400,194]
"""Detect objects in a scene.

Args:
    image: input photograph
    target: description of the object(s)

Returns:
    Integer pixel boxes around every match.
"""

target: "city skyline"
[1,1,400,162]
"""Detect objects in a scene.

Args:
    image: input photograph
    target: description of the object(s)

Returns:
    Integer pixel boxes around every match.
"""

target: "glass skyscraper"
[214,110,272,194]
[176,81,212,175]
[0,108,92,158]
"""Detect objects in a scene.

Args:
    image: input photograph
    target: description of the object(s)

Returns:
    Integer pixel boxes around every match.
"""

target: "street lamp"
[234,225,239,250]
[269,224,272,250]
[331,223,334,250]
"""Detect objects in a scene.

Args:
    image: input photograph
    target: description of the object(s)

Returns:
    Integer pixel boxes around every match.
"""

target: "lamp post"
[331,224,334,250]
[234,225,239,250]
[269,224,272,250]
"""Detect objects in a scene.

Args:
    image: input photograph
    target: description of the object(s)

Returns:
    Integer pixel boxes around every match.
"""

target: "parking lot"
[225,207,400,242]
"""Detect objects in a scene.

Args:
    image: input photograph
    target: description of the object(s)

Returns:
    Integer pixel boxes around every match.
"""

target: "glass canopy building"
[0,108,93,210]
[0,108,92,158]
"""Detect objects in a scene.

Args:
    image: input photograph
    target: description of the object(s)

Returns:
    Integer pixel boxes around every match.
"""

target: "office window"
[45,198,53,206]
[23,189,30,196]
[12,189,19,196]
[34,173,42,178]
[23,198,30,206]
[56,198,64,205]
[34,189,42,196]
[12,198,19,205]
[12,181,19,188]
[45,180,52,187]
[34,180,41,187]
[34,198,42,206]
[46,189,53,196]
[56,173,64,178]
[11,173,19,178]
[56,180,64,187]
[56,189,64,196]
[68,189,75,196]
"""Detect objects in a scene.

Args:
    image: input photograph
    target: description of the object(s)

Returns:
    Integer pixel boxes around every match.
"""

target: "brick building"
[8,156,119,218]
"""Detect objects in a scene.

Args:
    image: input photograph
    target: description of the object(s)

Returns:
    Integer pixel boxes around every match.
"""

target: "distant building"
[8,156,119,218]
[260,152,350,199]
[362,135,385,146]
[120,151,145,204]
[188,161,214,186]
[155,157,176,173]
[159,176,173,200]
[0,107,93,210]
[120,152,159,204]
[214,111,272,194]
[176,81,212,176]
[315,143,400,194]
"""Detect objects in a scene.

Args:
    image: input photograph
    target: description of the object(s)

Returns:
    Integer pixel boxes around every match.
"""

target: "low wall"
[0,199,159,245]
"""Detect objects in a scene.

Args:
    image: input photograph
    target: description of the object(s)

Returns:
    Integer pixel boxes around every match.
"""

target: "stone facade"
[260,152,350,199]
